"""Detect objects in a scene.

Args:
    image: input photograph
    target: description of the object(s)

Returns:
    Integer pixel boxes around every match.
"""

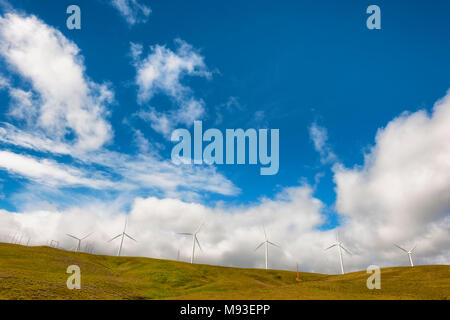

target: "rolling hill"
[0,243,448,300]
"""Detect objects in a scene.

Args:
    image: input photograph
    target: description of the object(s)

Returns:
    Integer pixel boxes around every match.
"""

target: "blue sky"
[0,0,449,271]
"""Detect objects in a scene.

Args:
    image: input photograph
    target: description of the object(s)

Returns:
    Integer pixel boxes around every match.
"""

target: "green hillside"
[0,243,448,300]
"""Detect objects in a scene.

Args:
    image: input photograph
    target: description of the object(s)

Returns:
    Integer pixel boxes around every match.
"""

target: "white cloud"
[0,13,114,152]
[111,0,151,26]
[0,150,114,189]
[309,122,337,164]
[0,119,450,273]
[0,73,8,88]
[0,13,238,199]
[334,91,450,266]
[5,175,446,273]
[133,39,211,136]
[85,151,240,198]
[0,184,337,272]
[0,9,447,274]
[0,124,72,155]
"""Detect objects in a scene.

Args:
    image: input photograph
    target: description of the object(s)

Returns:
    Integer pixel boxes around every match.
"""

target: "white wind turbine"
[255,227,280,270]
[109,217,137,256]
[66,233,93,252]
[178,223,204,264]
[325,233,352,275]
[394,244,416,267]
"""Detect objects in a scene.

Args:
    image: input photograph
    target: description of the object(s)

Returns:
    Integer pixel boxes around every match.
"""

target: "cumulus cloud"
[0,184,339,272]
[0,13,114,152]
[132,39,211,136]
[334,91,450,266]
[110,0,151,26]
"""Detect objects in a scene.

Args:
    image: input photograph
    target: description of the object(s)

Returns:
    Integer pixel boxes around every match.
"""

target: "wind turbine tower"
[325,233,352,275]
[178,223,204,264]
[255,227,280,270]
[394,244,416,267]
[109,217,137,256]
[66,233,93,252]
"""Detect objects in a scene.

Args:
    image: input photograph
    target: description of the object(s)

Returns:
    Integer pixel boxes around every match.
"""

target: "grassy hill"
[0,243,448,300]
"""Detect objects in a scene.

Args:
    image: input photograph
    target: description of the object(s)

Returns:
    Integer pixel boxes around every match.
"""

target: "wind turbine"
[178,223,204,264]
[66,233,93,252]
[394,244,416,267]
[108,217,137,256]
[325,233,352,275]
[50,240,59,248]
[255,227,280,270]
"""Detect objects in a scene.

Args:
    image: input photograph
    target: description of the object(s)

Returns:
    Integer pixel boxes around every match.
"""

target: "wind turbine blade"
[268,241,280,248]
[177,233,193,236]
[125,233,137,242]
[108,234,121,242]
[263,225,267,240]
[124,216,128,232]
[195,236,203,252]
[325,244,337,251]
[394,244,407,253]
[340,245,352,255]
[410,245,417,252]
[81,232,94,240]
[196,222,205,234]
[66,234,79,240]
[255,242,265,251]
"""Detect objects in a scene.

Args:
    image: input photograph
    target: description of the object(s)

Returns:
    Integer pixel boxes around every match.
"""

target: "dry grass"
[0,243,448,300]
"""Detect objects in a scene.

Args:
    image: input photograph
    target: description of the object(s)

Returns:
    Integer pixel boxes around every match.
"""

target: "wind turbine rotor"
[81,232,94,240]
[255,242,265,251]
[125,233,137,242]
[66,234,80,241]
[340,245,352,255]
[268,241,280,248]
[108,234,121,242]
[195,222,205,234]
[195,235,203,252]
[394,243,408,253]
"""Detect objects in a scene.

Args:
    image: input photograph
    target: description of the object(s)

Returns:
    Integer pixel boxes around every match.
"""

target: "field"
[0,243,448,300]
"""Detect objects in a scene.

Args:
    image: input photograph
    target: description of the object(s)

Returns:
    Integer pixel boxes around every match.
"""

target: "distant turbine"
[109,217,137,256]
[255,226,280,270]
[178,223,204,264]
[394,244,416,267]
[66,233,93,252]
[50,240,59,248]
[325,233,351,274]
